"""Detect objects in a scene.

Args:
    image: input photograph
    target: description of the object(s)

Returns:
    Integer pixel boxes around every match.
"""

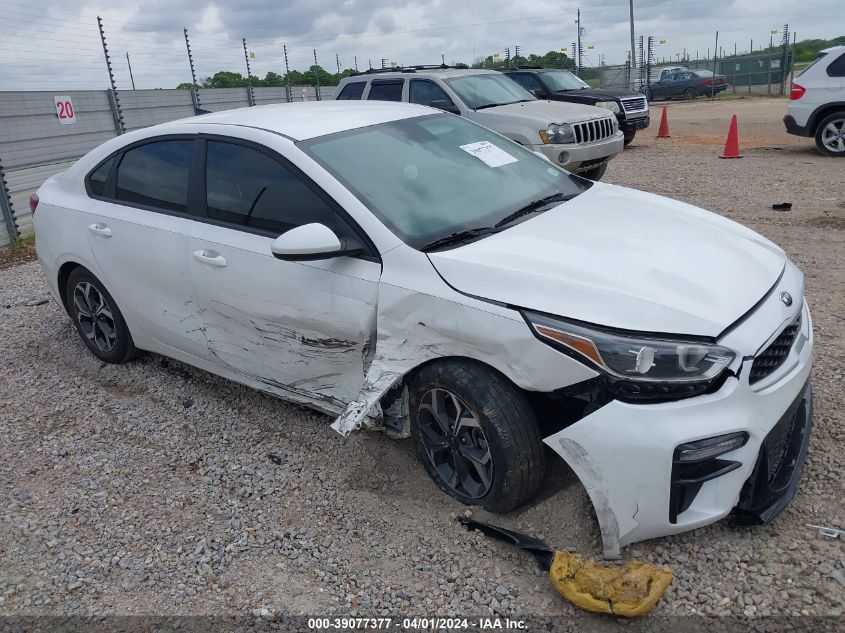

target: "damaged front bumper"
[543,299,813,559]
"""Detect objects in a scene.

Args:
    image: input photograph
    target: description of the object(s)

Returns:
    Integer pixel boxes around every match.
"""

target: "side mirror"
[430,99,460,114]
[270,223,362,261]
[531,88,547,99]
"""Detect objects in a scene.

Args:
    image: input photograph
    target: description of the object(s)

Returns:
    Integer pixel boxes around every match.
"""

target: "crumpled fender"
[331,279,597,435]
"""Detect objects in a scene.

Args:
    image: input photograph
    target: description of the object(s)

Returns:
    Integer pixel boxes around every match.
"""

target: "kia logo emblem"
[780,292,793,307]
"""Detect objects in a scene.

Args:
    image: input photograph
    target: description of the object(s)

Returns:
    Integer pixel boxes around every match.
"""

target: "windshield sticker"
[459,141,518,168]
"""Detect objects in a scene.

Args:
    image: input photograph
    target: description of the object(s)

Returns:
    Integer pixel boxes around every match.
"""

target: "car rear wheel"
[66,267,139,363]
[409,360,545,513]
[684,88,697,100]
[814,112,845,157]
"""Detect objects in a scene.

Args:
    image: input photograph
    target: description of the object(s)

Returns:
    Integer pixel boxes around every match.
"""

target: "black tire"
[580,163,608,181]
[623,130,636,146]
[814,111,845,157]
[684,88,697,100]
[66,267,139,363]
[409,360,545,513]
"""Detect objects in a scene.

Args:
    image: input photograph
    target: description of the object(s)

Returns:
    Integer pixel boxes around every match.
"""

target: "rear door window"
[367,80,404,102]
[115,140,193,213]
[336,82,366,100]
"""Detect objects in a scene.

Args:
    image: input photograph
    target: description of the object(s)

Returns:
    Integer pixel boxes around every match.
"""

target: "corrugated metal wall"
[0,86,321,247]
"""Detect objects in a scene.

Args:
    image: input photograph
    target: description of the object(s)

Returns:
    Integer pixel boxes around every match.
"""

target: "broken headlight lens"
[524,311,735,384]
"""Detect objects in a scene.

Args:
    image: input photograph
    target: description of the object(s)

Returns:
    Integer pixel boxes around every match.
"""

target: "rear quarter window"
[336,82,366,100]
[827,52,845,77]
[87,156,116,197]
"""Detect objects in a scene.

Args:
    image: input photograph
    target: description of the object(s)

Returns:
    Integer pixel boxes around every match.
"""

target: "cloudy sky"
[0,0,840,90]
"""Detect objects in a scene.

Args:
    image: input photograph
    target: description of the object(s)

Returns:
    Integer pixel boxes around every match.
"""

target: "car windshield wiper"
[474,102,506,110]
[420,227,500,252]
[493,192,579,229]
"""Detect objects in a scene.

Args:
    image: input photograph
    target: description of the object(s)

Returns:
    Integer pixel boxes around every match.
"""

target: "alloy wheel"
[72,282,117,352]
[821,118,845,153]
[417,388,493,499]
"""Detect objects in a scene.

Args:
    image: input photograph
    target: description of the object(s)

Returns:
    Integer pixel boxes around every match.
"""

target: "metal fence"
[0,86,329,248]
[596,52,793,95]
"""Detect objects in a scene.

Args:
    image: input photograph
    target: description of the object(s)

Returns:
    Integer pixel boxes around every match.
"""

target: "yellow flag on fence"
[249,51,256,59]
[659,39,667,45]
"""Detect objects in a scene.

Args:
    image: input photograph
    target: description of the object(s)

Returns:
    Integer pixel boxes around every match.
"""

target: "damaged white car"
[34,101,813,558]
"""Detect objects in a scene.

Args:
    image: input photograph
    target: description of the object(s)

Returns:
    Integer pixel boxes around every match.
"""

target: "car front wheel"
[66,267,139,363]
[623,130,636,146]
[815,111,845,157]
[409,360,545,513]
[684,88,697,100]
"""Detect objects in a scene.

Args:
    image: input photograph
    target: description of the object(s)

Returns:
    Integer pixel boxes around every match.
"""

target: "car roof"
[820,45,845,54]
[348,68,501,80]
[166,100,435,141]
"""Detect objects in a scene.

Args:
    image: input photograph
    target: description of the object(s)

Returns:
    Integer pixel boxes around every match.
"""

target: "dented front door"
[187,223,380,412]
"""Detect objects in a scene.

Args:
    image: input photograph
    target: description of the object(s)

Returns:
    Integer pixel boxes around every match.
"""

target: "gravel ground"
[0,96,843,628]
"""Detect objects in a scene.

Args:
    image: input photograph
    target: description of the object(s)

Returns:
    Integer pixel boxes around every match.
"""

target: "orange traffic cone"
[719,114,743,159]
[656,106,670,138]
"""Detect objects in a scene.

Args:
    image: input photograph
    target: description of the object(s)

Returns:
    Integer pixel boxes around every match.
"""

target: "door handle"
[192,249,227,267]
[88,223,112,237]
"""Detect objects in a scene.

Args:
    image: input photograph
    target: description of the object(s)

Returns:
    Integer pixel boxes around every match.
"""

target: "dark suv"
[504,67,649,145]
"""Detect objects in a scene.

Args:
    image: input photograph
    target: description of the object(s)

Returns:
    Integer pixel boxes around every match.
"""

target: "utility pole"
[629,0,636,71]
[354,55,358,72]
[336,53,341,75]
[125,52,136,90]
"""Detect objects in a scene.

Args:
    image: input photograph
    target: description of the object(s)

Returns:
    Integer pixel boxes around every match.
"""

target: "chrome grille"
[749,312,802,385]
[573,117,614,144]
[621,97,647,112]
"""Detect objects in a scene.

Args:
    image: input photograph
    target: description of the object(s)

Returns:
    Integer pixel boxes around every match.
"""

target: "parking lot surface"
[0,96,843,624]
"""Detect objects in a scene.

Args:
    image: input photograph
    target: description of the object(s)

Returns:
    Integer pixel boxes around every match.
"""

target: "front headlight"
[539,123,576,144]
[595,100,620,114]
[524,311,735,398]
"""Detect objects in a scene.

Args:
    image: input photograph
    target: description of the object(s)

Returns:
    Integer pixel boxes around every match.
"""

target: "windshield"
[445,73,536,109]
[797,52,827,77]
[541,70,590,91]
[300,114,589,249]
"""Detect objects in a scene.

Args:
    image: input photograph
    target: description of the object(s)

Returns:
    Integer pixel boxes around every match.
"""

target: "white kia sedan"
[33,101,813,558]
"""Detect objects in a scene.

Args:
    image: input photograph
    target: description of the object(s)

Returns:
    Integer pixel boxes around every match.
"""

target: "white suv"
[784,45,845,156]
[332,66,623,180]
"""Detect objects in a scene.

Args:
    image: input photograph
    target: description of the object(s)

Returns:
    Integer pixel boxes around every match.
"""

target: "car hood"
[555,88,643,99]
[476,99,612,125]
[428,183,786,337]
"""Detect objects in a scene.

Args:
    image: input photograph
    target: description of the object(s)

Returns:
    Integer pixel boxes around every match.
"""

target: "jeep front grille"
[749,312,802,385]
[573,117,615,144]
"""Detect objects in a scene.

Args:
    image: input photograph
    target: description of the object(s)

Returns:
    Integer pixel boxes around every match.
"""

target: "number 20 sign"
[54,96,76,125]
